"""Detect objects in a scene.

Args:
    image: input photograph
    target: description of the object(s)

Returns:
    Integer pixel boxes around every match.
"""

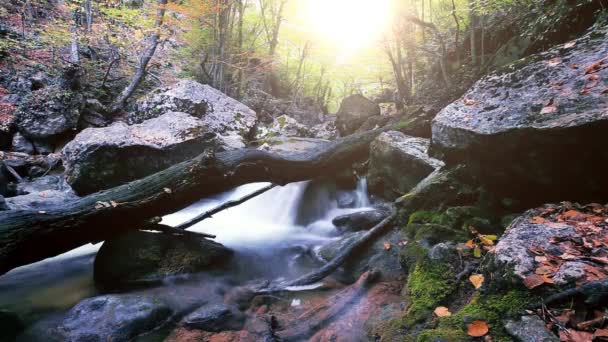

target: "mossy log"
[0,128,388,275]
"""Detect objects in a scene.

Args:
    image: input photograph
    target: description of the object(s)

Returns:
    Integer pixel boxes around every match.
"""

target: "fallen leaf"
[466,240,476,248]
[586,80,600,89]
[580,89,592,95]
[564,41,576,49]
[547,58,562,67]
[467,320,489,337]
[587,74,600,80]
[542,275,555,284]
[110,201,118,208]
[530,216,546,224]
[535,265,557,275]
[535,256,548,262]
[470,274,485,289]
[464,98,480,106]
[383,242,392,250]
[595,329,608,338]
[473,246,482,258]
[602,88,608,94]
[540,105,557,114]
[434,306,452,317]
[523,274,545,289]
[559,329,594,342]
[163,187,172,194]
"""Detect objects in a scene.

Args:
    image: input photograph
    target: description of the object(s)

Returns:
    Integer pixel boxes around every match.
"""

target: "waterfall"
[354,177,371,208]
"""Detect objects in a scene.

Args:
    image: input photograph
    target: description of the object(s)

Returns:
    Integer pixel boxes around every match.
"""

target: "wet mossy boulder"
[335,94,380,136]
[431,23,608,205]
[94,230,233,290]
[368,131,443,200]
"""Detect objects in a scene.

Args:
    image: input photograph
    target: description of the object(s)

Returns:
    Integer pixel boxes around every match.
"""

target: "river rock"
[133,80,257,139]
[332,209,388,233]
[62,111,227,194]
[368,131,444,200]
[504,315,559,342]
[58,294,172,342]
[10,132,35,154]
[494,205,578,283]
[335,94,380,136]
[310,119,338,140]
[15,84,83,140]
[181,303,245,332]
[258,136,330,156]
[430,23,608,204]
[94,230,233,290]
[255,114,311,140]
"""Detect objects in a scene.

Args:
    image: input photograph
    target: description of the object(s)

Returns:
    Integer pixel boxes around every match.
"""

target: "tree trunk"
[84,0,93,32]
[469,0,477,66]
[451,0,460,66]
[109,0,167,114]
[0,127,389,275]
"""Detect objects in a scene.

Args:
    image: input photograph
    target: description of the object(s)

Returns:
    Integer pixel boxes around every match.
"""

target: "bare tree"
[110,0,167,114]
[259,0,287,56]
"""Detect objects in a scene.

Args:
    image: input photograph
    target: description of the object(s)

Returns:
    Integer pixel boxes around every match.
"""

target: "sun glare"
[303,0,393,61]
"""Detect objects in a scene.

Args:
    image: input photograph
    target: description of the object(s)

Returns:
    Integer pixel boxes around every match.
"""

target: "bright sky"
[299,0,393,62]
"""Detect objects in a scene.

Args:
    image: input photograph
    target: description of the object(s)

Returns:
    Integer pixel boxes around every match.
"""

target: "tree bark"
[109,0,167,114]
[0,127,389,275]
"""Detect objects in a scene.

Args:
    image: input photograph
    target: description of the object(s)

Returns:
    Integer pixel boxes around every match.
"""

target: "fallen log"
[0,127,388,275]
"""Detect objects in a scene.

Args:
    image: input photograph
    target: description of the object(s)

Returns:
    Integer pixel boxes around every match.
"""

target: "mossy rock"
[94,230,233,290]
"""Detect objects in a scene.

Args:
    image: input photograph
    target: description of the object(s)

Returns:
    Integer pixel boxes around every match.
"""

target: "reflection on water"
[0,178,372,338]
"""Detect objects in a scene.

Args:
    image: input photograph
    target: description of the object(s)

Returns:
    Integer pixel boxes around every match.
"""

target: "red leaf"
[523,274,545,289]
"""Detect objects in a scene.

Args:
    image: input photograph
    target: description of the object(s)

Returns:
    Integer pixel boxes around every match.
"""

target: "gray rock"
[494,206,578,279]
[15,84,83,140]
[319,231,366,261]
[430,24,608,203]
[62,112,227,194]
[552,261,587,286]
[310,120,338,140]
[335,94,380,135]
[355,115,391,133]
[368,131,444,200]
[31,138,55,155]
[258,136,330,156]
[58,294,172,342]
[182,303,244,332]
[94,230,233,290]
[134,80,257,139]
[4,189,78,210]
[0,195,8,210]
[505,315,559,342]
[255,114,311,139]
[332,209,388,233]
[10,132,34,154]
[16,175,69,194]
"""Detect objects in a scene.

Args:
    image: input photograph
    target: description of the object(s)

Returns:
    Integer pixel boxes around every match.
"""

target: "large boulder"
[94,230,233,290]
[332,209,388,233]
[57,294,172,342]
[430,23,608,205]
[335,94,380,136]
[133,80,257,139]
[62,112,230,194]
[368,131,444,200]
[15,84,83,141]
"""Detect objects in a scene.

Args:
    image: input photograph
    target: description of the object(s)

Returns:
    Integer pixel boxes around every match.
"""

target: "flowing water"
[0,178,374,338]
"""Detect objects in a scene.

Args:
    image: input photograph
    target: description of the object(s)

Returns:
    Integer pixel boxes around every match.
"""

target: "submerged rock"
[368,131,444,200]
[181,303,245,332]
[431,23,608,204]
[62,112,227,194]
[332,209,388,233]
[58,294,172,342]
[94,230,233,290]
[133,80,257,139]
[335,94,380,136]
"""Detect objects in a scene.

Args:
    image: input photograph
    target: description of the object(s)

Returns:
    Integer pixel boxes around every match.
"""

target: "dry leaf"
[480,235,496,246]
[586,80,600,89]
[466,240,476,248]
[559,329,594,342]
[563,41,576,49]
[542,275,555,284]
[434,306,452,317]
[464,98,480,106]
[540,105,557,114]
[467,320,489,337]
[595,329,608,338]
[535,256,548,262]
[383,242,392,250]
[602,88,608,94]
[530,216,546,224]
[470,274,485,289]
[473,246,482,258]
[546,58,562,67]
[580,89,592,95]
[523,274,545,289]
[163,187,172,194]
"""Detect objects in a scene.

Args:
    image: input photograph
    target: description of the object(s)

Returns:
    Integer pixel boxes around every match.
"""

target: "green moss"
[277,115,287,128]
[404,258,455,326]
[418,327,468,342]
[434,290,532,341]
[408,211,447,225]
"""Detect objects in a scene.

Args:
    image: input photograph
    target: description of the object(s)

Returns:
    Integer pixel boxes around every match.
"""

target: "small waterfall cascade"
[354,177,371,208]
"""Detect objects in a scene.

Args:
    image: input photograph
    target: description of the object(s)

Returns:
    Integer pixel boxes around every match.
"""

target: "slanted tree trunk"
[0,127,390,275]
[109,0,167,114]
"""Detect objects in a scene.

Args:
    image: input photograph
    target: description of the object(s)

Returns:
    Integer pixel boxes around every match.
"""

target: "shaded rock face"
[10,132,34,154]
[94,230,233,290]
[368,131,444,200]
[62,112,225,194]
[332,209,388,233]
[133,80,257,139]
[15,84,83,141]
[431,24,608,205]
[58,294,172,342]
[0,309,24,341]
[335,94,380,136]
[255,114,311,140]
[181,303,245,332]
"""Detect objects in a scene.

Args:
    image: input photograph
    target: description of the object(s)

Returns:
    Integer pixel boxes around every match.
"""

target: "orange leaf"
[523,274,545,289]
[463,98,480,106]
[530,216,546,224]
[469,274,485,289]
[465,240,475,248]
[383,242,392,250]
[559,329,594,342]
[434,306,452,317]
[595,329,608,338]
[546,58,562,67]
[542,275,555,284]
[467,320,489,337]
